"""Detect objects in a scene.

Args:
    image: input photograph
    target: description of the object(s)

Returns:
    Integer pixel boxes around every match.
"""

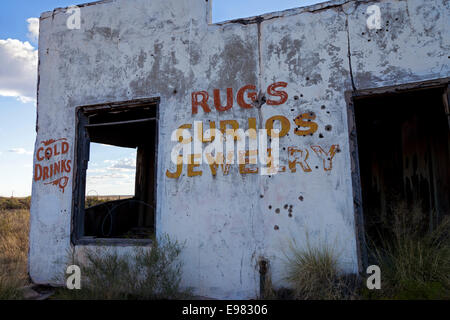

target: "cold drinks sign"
[34,138,71,193]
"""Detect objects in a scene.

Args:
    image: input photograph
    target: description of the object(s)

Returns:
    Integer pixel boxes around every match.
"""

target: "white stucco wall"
[29,0,450,299]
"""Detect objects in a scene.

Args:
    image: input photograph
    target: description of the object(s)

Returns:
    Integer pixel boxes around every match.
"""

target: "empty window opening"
[354,87,450,247]
[73,99,159,243]
[86,143,137,197]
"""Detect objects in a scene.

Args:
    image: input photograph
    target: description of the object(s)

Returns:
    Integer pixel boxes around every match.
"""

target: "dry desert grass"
[0,209,29,299]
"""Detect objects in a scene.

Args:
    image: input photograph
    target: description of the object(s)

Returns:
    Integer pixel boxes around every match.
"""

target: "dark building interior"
[354,87,450,244]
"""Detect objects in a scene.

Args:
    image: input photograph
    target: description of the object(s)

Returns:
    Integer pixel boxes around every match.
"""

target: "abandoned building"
[29,0,449,299]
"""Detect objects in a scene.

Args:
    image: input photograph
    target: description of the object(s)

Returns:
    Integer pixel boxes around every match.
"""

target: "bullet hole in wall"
[284,204,288,209]
[288,205,293,217]
[275,208,280,214]
[319,133,324,138]
[268,205,272,210]
[274,225,279,230]
[298,195,304,201]
[261,96,267,104]
[325,125,332,131]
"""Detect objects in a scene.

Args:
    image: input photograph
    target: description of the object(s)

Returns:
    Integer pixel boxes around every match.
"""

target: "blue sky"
[0,0,325,197]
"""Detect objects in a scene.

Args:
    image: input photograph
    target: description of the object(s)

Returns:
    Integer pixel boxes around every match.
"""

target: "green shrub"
[0,197,30,210]
[367,202,450,300]
[85,197,112,208]
[54,235,191,300]
[284,238,358,300]
[0,274,24,300]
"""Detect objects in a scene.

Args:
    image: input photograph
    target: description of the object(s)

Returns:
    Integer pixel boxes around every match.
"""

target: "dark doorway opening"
[353,86,450,246]
[72,98,159,244]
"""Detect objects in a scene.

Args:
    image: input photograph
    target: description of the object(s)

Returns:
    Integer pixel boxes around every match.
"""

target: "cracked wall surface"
[30,0,450,299]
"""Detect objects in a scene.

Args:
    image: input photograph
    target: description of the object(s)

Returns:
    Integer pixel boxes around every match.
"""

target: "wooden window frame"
[71,97,160,246]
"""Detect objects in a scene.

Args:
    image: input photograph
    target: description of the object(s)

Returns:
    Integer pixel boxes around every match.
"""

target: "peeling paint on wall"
[29,0,450,299]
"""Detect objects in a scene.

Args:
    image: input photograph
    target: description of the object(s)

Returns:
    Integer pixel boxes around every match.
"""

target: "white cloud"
[27,18,39,43]
[86,172,134,189]
[86,157,136,195]
[87,168,107,174]
[0,18,39,103]
[111,158,136,170]
[88,173,131,181]
[103,158,136,171]
[8,148,32,155]
[87,158,135,183]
